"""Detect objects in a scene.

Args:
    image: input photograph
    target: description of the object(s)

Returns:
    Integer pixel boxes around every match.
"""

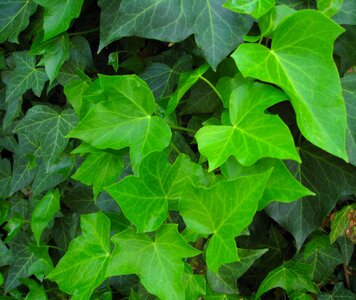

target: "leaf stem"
[171,142,182,155]
[170,125,196,134]
[68,27,100,37]
[199,76,223,102]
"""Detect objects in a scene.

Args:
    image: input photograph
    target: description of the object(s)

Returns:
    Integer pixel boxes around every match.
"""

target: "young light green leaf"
[232,10,347,161]
[182,265,206,300]
[221,157,314,210]
[15,105,77,170]
[105,151,203,232]
[196,81,299,170]
[47,212,111,300]
[0,0,37,43]
[266,143,356,249]
[30,34,70,82]
[2,51,48,103]
[256,261,318,298]
[72,150,124,200]
[180,171,271,271]
[106,224,201,300]
[33,0,84,41]
[317,0,344,17]
[223,0,275,19]
[67,75,172,171]
[99,0,253,69]
[330,204,356,243]
[207,248,268,295]
[31,189,60,245]
[64,78,91,120]
[166,63,209,115]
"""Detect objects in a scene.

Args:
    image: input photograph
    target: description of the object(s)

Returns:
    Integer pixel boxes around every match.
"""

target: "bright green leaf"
[106,224,200,300]
[31,189,60,245]
[2,51,48,103]
[72,150,124,200]
[67,75,172,171]
[221,157,314,210]
[47,212,111,300]
[196,81,299,170]
[99,0,253,69]
[105,151,203,232]
[182,265,206,300]
[30,34,70,82]
[166,63,209,115]
[34,0,84,40]
[341,74,356,166]
[223,0,275,18]
[256,261,318,298]
[0,0,37,43]
[64,78,91,120]
[232,10,347,161]
[180,171,271,271]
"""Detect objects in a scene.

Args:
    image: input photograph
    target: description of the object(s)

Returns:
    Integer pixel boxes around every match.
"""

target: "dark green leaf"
[334,0,356,25]
[0,0,37,43]
[99,0,253,69]
[266,144,356,249]
[318,282,356,299]
[22,279,48,300]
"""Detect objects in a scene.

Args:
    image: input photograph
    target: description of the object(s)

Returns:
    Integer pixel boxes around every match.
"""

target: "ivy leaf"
[105,151,203,232]
[2,51,48,103]
[0,158,11,197]
[0,0,37,43]
[140,55,192,100]
[106,224,201,300]
[256,261,318,298]
[232,10,347,161]
[298,234,343,283]
[72,150,125,200]
[223,0,275,19]
[166,63,210,115]
[99,0,253,69]
[333,0,356,25]
[317,0,344,17]
[221,157,314,210]
[21,279,48,300]
[182,265,206,300]
[195,81,299,170]
[33,0,84,41]
[67,75,172,171]
[47,212,111,300]
[207,248,268,295]
[330,205,356,243]
[266,143,356,249]
[31,189,60,245]
[15,105,77,170]
[52,212,80,251]
[341,74,356,166]
[30,34,70,82]
[180,171,271,271]
[318,282,356,299]
[5,233,53,292]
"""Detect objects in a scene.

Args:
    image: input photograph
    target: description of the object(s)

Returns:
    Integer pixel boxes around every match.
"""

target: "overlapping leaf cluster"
[0,0,355,299]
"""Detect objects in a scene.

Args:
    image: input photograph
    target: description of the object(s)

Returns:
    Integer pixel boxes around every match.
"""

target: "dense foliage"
[0,0,356,299]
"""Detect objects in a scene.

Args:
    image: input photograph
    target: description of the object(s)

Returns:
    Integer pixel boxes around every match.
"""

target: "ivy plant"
[0,0,356,299]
